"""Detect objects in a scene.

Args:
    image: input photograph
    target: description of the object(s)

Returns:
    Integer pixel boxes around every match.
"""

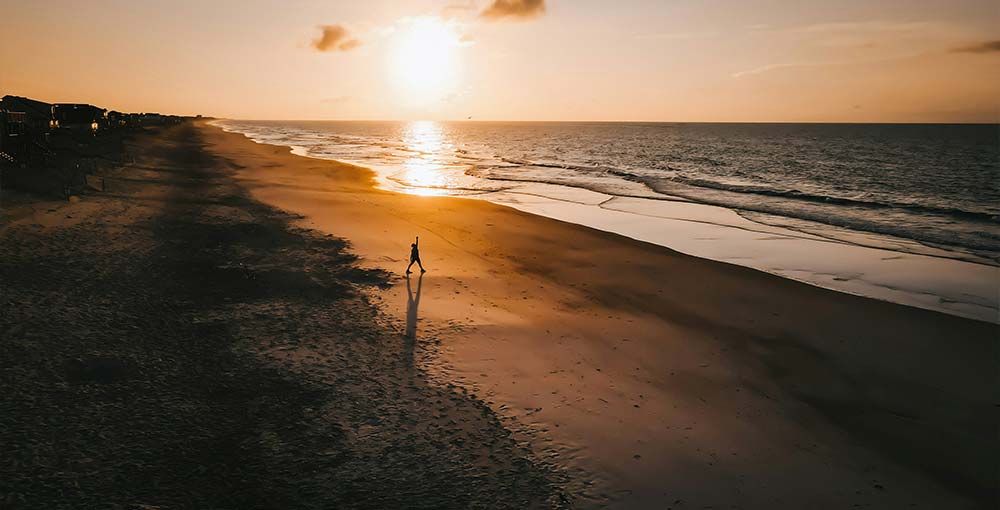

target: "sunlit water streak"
[397,121,454,196]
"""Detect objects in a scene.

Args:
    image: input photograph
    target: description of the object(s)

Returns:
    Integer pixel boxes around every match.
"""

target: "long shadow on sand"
[405,272,424,340]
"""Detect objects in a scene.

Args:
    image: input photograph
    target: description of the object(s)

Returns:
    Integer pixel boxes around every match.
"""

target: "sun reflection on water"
[401,121,453,196]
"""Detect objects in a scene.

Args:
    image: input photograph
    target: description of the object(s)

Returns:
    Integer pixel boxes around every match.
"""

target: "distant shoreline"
[216,118,1000,126]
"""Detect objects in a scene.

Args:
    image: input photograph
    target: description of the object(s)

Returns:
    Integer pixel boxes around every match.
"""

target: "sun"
[390,17,462,105]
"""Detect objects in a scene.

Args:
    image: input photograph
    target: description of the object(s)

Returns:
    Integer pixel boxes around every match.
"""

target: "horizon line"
[215,117,1000,125]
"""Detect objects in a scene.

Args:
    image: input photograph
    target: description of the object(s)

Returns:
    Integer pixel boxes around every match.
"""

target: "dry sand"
[202,122,997,509]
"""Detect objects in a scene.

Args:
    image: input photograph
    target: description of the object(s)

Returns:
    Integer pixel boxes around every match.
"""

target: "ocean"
[215,120,999,266]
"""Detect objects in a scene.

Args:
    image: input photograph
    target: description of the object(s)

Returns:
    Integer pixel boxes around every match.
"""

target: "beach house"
[107,111,126,129]
[0,110,28,165]
[51,103,107,132]
[0,95,53,133]
[0,96,54,166]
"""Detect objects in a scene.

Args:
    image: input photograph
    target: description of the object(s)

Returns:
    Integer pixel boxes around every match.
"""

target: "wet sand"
[204,122,997,509]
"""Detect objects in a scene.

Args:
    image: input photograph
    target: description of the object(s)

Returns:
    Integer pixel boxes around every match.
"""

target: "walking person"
[406,236,426,274]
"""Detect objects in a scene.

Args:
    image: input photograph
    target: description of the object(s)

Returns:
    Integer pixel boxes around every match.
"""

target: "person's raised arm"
[415,236,419,247]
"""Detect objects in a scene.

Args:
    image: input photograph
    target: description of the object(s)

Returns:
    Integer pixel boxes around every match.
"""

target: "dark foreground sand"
[0,124,568,509]
[2,123,996,509]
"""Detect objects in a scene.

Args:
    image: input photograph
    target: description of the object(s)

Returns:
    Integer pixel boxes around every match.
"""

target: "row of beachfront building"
[0,95,191,167]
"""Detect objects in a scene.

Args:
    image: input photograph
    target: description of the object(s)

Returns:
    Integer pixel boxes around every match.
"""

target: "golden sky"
[2,0,998,122]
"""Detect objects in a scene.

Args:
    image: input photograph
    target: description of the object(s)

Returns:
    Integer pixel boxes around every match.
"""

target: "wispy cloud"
[634,30,718,41]
[312,25,361,53]
[784,21,942,35]
[442,1,477,15]
[732,20,987,78]
[480,0,546,21]
[951,39,1000,54]
[732,62,817,78]
[732,52,925,78]
[791,21,943,50]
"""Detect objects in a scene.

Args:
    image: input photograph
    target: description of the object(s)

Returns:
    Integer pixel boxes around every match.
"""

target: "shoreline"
[201,122,997,508]
[211,120,999,323]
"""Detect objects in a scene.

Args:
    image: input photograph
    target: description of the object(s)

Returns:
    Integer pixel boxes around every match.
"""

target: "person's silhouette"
[405,236,426,274]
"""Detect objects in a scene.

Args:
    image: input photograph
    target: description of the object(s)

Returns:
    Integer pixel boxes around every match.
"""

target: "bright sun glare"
[390,17,461,106]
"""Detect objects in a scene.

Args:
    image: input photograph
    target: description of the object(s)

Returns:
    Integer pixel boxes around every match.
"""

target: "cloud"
[443,1,477,14]
[336,38,361,51]
[634,30,718,41]
[951,40,1000,54]
[480,0,545,21]
[312,25,361,52]
[732,52,925,78]
[732,62,813,78]
[764,20,978,52]
[784,21,939,35]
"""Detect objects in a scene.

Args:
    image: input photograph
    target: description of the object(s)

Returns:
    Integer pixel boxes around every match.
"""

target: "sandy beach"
[2,123,996,509]
[202,123,996,508]
[6,1,999,507]
[0,124,566,509]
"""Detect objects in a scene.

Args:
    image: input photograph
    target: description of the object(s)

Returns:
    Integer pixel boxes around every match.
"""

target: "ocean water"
[216,120,1000,267]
